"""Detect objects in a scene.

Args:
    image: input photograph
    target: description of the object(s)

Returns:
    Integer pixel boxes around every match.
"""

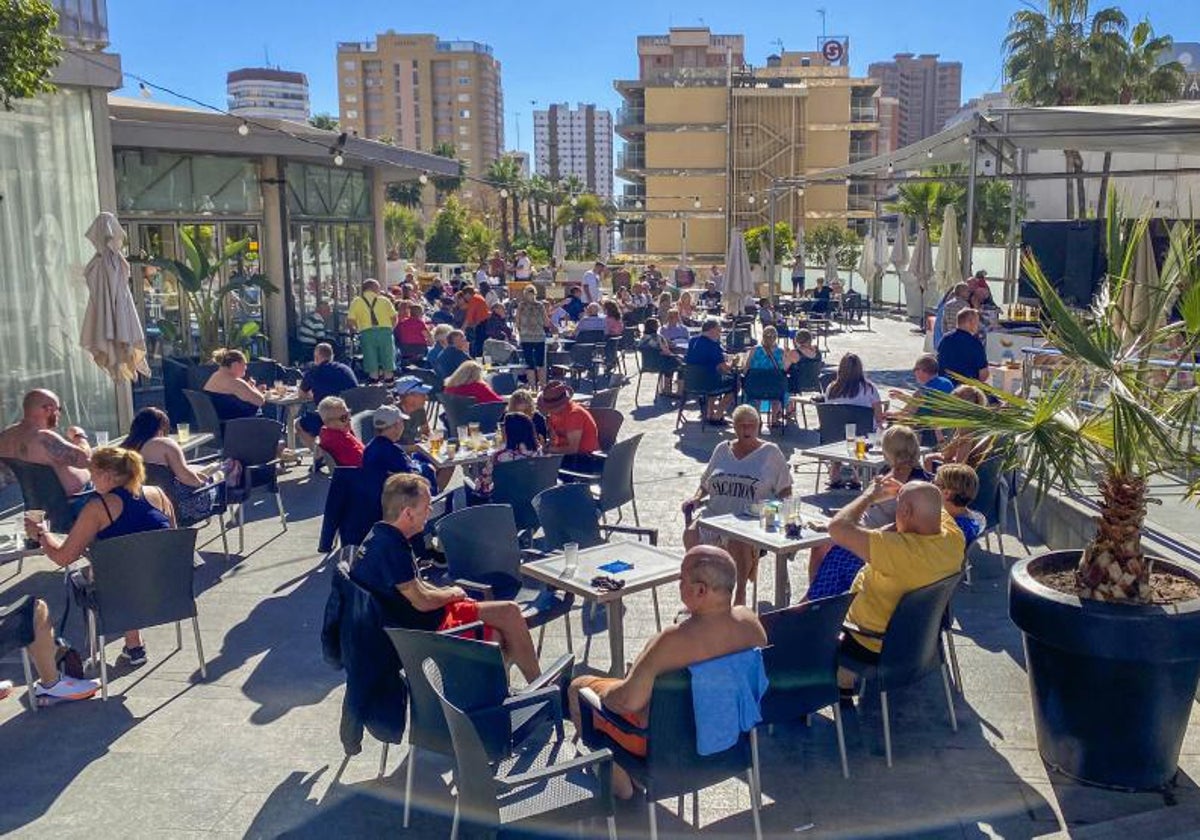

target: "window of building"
[459,142,471,151]
[456,59,469,69]
[457,77,471,86]
[343,60,357,70]
[458,125,468,136]
[459,109,470,119]
[345,109,358,119]
[345,94,357,103]
[343,78,357,87]
[457,93,470,102]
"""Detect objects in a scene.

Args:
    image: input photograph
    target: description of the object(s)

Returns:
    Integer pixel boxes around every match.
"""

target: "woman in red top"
[443,360,505,404]
[392,301,432,347]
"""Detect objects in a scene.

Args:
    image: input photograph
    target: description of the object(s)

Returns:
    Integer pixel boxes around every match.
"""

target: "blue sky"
[110,0,1195,156]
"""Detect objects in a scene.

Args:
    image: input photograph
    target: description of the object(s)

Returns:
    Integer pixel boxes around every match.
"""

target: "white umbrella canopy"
[80,211,150,382]
[824,246,840,287]
[414,240,427,269]
[870,225,888,302]
[908,226,935,314]
[890,216,910,272]
[857,233,877,298]
[552,225,567,265]
[723,228,754,316]
[934,205,961,294]
[1117,229,1158,340]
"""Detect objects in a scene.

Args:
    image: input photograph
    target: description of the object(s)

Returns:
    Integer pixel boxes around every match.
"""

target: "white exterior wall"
[533,103,613,198]
[228,77,311,123]
[1021,150,1200,221]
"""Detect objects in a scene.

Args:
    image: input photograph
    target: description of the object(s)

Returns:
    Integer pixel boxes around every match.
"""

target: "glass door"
[133,223,187,383]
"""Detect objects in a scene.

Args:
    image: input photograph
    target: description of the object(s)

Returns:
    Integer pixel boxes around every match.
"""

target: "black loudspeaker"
[1019,220,1106,307]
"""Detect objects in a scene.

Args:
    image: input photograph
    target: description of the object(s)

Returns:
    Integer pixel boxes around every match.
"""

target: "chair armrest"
[601,524,658,546]
[186,454,222,466]
[842,620,884,640]
[577,688,648,737]
[558,469,601,482]
[496,748,614,792]
[501,684,561,715]
[453,578,495,600]
[520,548,551,562]
[438,620,487,640]
[526,652,574,694]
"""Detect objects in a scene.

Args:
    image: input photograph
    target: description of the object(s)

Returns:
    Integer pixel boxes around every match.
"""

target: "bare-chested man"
[0,390,92,494]
[569,545,767,798]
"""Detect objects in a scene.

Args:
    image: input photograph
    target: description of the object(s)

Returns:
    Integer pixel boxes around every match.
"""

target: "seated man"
[350,473,542,681]
[0,389,92,497]
[574,302,608,335]
[296,342,358,452]
[538,382,601,473]
[569,545,767,798]
[888,352,954,421]
[937,308,990,386]
[364,404,439,490]
[562,286,586,322]
[685,318,736,424]
[432,329,471,380]
[699,280,722,307]
[828,477,965,682]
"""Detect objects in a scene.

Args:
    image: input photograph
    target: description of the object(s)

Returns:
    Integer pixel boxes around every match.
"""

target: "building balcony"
[615,105,645,137]
[850,105,878,123]
[52,0,108,49]
[616,147,645,172]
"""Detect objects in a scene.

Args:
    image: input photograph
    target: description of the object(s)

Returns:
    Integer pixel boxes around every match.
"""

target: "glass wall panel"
[285,163,371,219]
[0,89,118,433]
[115,151,261,215]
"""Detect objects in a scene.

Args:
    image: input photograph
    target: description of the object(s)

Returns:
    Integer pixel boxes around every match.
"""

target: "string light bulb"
[237,121,250,136]
[499,188,509,198]
[418,173,429,185]
[886,162,894,174]
[927,149,934,159]
[634,200,643,209]
[139,82,152,99]
[844,178,853,187]
[693,197,701,209]
[333,152,344,166]
[747,195,756,205]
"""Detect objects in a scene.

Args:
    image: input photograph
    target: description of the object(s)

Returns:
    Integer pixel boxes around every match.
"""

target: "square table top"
[521,539,683,604]
[415,436,497,469]
[698,510,831,554]
[799,440,890,470]
[263,388,306,407]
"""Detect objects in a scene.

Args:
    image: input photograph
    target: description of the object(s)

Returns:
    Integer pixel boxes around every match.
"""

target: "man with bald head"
[0,390,92,494]
[569,545,767,798]
[829,476,965,669]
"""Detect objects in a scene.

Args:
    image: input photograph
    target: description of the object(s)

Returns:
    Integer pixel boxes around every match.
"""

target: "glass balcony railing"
[52,0,108,48]
[616,148,645,170]
[616,105,645,126]
[850,104,878,123]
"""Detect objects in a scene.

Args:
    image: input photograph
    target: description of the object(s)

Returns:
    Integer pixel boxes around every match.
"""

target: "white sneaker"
[34,675,100,702]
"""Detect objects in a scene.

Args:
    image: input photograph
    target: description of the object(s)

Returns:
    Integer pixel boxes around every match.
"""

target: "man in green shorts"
[348,279,398,384]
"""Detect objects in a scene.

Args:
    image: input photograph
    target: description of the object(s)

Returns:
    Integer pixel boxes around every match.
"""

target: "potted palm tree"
[915,198,1200,790]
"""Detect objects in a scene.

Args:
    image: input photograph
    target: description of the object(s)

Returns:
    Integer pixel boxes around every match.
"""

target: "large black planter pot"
[1010,551,1200,790]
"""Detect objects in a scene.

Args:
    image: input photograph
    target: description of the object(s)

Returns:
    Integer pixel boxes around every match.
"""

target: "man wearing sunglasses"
[0,389,93,495]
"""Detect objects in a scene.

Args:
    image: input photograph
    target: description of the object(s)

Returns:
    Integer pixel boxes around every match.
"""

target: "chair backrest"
[386,628,508,758]
[439,393,477,437]
[740,368,788,403]
[466,400,506,434]
[340,385,389,415]
[88,528,199,637]
[182,389,223,441]
[221,417,283,466]
[789,357,823,393]
[639,346,669,374]
[489,372,519,396]
[570,343,599,366]
[436,504,522,582]
[589,388,619,411]
[815,402,875,444]
[490,455,564,533]
[970,456,1004,531]
[398,343,428,363]
[759,593,854,724]
[644,666,754,797]
[597,433,642,513]
[0,457,76,533]
[877,573,963,690]
[589,407,624,453]
[681,363,722,394]
[619,326,639,352]
[143,462,221,527]
[575,329,607,346]
[532,483,604,551]
[421,657,503,826]
[348,410,376,443]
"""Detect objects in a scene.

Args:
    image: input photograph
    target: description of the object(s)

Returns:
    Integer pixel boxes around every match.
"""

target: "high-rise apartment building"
[616,28,878,260]
[227,68,310,123]
[336,32,503,174]
[533,103,614,200]
[867,53,961,147]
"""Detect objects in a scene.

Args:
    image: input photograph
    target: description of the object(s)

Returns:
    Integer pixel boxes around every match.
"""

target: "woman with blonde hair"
[677,290,697,324]
[443,360,505,404]
[202,348,264,422]
[26,447,175,667]
[924,385,990,472]
[656,291,673,324]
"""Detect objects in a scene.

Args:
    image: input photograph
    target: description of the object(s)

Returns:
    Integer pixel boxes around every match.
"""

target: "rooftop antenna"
[264,44,271,67]
[771,38,785,55]
[817,8,827,37]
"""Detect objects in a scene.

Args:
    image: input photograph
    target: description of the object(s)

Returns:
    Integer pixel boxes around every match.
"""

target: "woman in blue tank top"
[27,447,175,668]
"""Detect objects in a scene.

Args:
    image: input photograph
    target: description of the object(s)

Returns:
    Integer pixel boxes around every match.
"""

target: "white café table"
[697,510,830,609]
[521,540,683,676]
[799,440,891,492]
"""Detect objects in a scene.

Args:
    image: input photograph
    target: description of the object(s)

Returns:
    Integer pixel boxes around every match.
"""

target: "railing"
[639,68,728,87]
[849,145,875,163]
[850,104,878,123]
[616,105,645,126]
[616,148,645,170]
[52,0,108,48]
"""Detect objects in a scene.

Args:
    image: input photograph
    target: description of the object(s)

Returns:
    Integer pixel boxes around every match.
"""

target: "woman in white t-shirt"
[681,405,792,605]
[822,352,884,488]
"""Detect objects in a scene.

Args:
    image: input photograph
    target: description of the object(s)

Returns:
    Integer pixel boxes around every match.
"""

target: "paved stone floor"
[3,312,1200,838]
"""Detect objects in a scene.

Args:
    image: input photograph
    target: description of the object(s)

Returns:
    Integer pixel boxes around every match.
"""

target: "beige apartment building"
[336,32,503,176]
[617,29,879,261]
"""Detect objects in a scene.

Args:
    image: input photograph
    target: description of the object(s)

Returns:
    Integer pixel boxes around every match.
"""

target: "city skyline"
[109,0,1194,162]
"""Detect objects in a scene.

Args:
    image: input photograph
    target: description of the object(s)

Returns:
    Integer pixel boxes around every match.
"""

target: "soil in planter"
[1033,553,1200,604]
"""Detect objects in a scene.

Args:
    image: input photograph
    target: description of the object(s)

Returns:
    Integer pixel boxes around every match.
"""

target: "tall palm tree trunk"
[499,203,510,255]
[1078,472,1149,601]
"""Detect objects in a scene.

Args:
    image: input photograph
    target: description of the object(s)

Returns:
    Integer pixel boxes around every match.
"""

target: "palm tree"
[886,179,962,238]
[485,155,523,253]
[526,174,552,238]
[309,113,339,131]
[383,202,424,258]
[556,193,609,258]
[430,142,465,198]
[914,193,1200,601]
[1004,0,1129,218]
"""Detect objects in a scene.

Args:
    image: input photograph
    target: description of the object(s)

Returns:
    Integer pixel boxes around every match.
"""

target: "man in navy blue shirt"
[349,474,542,680]
[297,342,358,451]
[937,309,990,386]
[562,287,586,322]
[363,405,437,488]
[685,318,736,424]
[432,329,471,379]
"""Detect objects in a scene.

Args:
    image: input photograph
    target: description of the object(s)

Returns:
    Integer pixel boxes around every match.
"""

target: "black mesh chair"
[533,482,658,553]
[339,385,389,414]
[589,407,624,455]
[222,417,286,553]
[489,371,520,396]
[675,364,734,431]
[588,387,620,411]
[486,455,564,539]
[635,346,679,404]
[385,628,575,829]
[811,402,877,489]
[87,528,207,700]
[840,573,962,767]
[183,389,224,449]
[398,343,429,366]
[436,505,574,655]
[788,356,824,395]
[438,393,477,438]
[758,594,855,779]
[466,400,506,435]
[578,664,763,839]
[740,369,789,433]
[349,409,375,444]
[969,456,1022,577]
[568,343,601,388]
[143,462,229,562]
[0,457,89,539]
[619,326,640,372]
[423,658,617,840]
[0,596,39,713]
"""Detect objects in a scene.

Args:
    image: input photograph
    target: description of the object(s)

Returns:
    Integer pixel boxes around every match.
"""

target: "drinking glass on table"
[563,542,580,577]
[467,421,481,440]
[456,425,470,444]
[844,423,857,456]
[176,422,190,443]
[429,430,444,456]
[94,431,109,446]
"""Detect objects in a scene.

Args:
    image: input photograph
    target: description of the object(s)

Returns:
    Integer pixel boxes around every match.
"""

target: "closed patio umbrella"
[870,224,888,304]
[552,226,567,266]
[80,212,150,382]
[907,226,935,322]
[934,205,961,295]
[857,233,877,297]
[723,228,754,316]
[1117,228,1158,341]
[890,216,910,273]
[414,240,426,269]
[824,246,840,288]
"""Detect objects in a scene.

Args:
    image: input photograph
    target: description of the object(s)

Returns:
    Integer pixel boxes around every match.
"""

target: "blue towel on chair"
[688,648,768,756]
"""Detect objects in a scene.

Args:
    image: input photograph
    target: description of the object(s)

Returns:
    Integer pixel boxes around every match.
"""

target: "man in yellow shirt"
[828,476,964,669]
[347,279,398,383]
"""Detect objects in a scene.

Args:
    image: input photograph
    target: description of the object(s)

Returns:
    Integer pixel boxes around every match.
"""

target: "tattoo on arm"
[43,433,90,468]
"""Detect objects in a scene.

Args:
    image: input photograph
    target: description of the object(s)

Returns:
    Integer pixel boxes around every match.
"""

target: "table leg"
[774,551,793,608]
[606,600,625,677]
[285,406,300,452]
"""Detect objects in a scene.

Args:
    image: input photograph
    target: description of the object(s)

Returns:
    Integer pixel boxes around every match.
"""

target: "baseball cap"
[372,405,408,429]
[393,375,433,396]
